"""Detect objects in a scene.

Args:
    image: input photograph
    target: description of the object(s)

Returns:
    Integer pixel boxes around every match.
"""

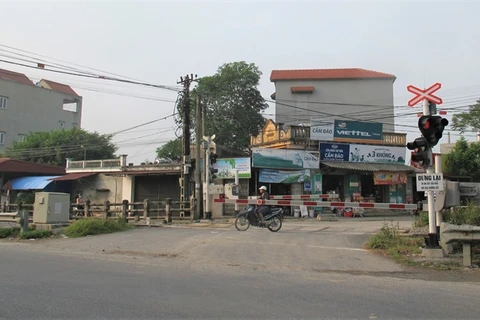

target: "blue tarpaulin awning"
[9,175,62,190]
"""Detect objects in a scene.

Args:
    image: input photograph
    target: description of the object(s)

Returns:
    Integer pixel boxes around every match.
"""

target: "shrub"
[19,230,52,239]
[0,227,20,238]
[64,217,132,238]
[413,211,429,228]
[366,222,423,256]
[448,202,480,226]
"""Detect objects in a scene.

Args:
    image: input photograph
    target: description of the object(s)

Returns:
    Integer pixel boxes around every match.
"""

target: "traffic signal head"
[418,115,449,146]
[209,167,218,182]
[406,137,431,168]
[210,153,218,164]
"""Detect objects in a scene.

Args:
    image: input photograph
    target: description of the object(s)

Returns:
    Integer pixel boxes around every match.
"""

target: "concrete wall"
[73,174,123,205]
[273,78,395,132]
[0,79,82,152]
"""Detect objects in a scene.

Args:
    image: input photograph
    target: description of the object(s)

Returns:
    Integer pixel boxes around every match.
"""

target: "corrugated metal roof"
[0,158,65,174]
[49,172,95,181]
[321,161,416,172]
[9,175,61,190]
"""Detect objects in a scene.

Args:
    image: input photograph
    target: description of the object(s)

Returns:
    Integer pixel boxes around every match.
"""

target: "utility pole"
[177,74,197,217]
[195,95,204,220]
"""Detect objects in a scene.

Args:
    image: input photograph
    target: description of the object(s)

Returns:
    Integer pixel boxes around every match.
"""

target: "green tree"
[156,138,182,162]
[446,137,480,180]
[3,128,117,167]
[451,99,480,133]
[175,61,268,151]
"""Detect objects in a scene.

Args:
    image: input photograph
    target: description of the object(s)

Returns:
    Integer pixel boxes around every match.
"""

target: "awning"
[321,162,416,172]
[8,175,61,190]
[49,172,96,181]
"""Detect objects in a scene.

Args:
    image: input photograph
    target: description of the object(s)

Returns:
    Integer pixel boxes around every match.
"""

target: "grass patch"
[0,227,21,238]
[0,227,52,240]
[366,222,424,266]
[64,217,133,238]
[19,230,52,239]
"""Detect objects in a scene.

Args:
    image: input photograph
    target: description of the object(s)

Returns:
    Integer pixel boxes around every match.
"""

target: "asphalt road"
[1,218,479,319]
[0,246,479,319]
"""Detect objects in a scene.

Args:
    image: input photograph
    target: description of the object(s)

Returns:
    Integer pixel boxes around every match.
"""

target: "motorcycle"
[234,205,283,232]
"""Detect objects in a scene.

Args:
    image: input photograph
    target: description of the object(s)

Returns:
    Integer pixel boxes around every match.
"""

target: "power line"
[0,58,180,92]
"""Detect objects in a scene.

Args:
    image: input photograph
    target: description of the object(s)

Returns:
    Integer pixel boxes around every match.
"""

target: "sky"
[1,0,480,164]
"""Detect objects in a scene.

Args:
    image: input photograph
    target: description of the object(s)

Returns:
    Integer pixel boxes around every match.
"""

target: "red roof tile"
[40,79,79,97]
[0,68,35,86]
[0,158,65,174]
[270,68,396,81]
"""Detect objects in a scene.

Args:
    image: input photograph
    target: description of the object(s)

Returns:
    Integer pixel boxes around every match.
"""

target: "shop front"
[250,147,320,209]
[319,142,414,204]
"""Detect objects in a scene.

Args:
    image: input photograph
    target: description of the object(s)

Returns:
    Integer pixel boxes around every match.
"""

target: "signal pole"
[195,95,203,220]
[177,74,197,217]
[423,98,438,247]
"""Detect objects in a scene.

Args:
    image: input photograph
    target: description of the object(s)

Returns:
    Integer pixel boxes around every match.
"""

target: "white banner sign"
[416,173,444,191]
[252,147,320,169]
[349,144,406,164]
[310,119,335,141]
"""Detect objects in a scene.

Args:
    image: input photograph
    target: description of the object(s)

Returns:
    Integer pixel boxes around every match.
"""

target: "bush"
[366,222,423,257]
[0,227,20,238]
[64,217,133,238]
[414,211,429,228]
[19,230,52,239]
[447,202,480,226]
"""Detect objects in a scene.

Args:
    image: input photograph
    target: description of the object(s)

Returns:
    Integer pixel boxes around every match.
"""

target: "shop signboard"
[310,119,335,141]
[311,119,383,144]
[258,169,311,184]
[333,120,383,144]
[319,143,350,162]
[349,144,406,163]
[373,172,408,185]
[213,158,251,179]
[251,147,319,169]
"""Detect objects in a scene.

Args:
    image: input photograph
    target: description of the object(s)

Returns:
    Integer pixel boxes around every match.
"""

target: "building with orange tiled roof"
[0,68,82,152]
[269,68,396,132]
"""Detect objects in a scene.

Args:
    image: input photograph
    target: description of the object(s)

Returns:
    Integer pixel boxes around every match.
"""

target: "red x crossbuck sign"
[407,83,443,107]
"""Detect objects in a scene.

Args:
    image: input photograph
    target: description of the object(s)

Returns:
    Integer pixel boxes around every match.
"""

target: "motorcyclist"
[255,186,270,225]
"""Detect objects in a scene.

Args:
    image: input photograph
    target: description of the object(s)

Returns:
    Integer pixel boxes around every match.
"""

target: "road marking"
[233,240,367,252]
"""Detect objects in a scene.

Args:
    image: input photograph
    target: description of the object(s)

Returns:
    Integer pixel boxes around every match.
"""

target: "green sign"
[313,174,323,194]
[333,120,383,144]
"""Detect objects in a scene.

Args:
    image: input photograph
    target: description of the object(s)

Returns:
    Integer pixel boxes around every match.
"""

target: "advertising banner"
[373,172,408,185]
[310,119,335,141]
[258,169,311,184]
[319,143,350,161]
[252,147,319,169]
[349,144,406,163]
[313,174,323,194]
[213,158,251,179]
[333,120,383,144]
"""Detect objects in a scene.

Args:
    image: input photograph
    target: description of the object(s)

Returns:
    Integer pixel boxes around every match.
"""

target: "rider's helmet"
[259,186,267,191]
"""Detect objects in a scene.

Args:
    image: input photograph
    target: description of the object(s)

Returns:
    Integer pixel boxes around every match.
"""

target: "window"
[0,96,7,109]
[18,134,27,142]
[0,132,5,144]
[59,121,65,127]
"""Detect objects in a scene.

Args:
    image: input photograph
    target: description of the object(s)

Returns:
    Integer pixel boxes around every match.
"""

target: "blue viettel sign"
[319,143,350,162]
[333,120,383,144]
